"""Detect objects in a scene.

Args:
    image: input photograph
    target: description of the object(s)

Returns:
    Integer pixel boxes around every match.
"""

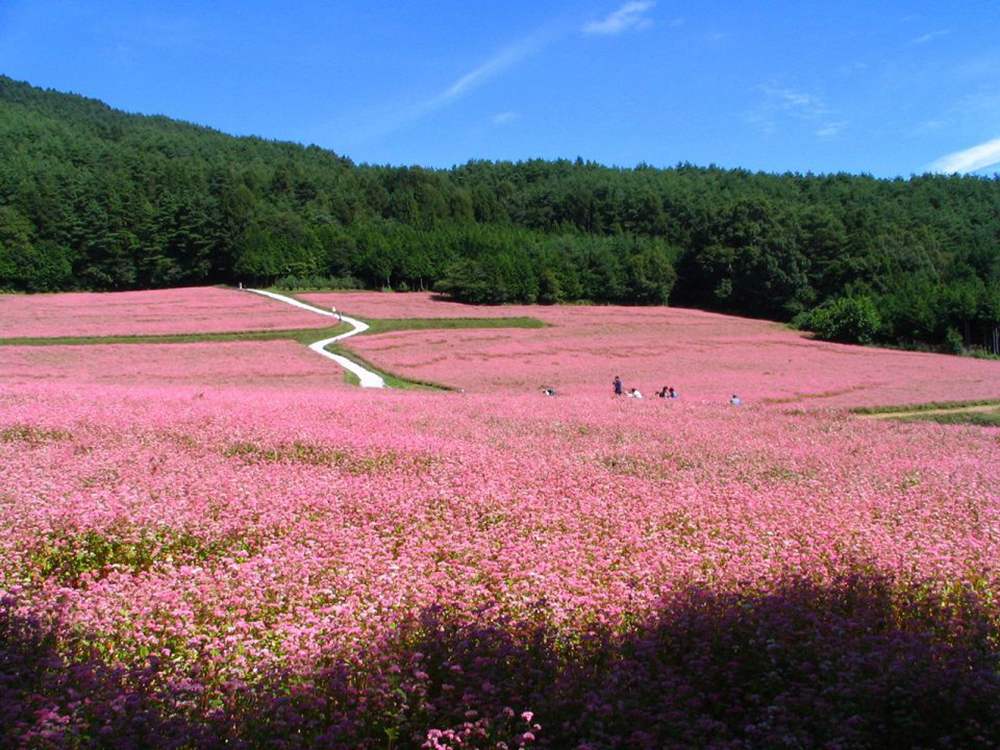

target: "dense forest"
[1,75,998,352]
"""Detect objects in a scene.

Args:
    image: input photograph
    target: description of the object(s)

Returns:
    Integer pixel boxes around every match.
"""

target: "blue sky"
[2,0,999,176]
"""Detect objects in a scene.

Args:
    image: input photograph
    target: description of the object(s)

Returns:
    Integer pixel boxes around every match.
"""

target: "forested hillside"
[1,75,998,351]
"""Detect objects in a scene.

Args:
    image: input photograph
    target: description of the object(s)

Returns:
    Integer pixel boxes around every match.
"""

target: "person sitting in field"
[629,388,643,399]
[729,393,742,406]
[668,386,678,399]
[541,386,557,397]
[657,386,669,398]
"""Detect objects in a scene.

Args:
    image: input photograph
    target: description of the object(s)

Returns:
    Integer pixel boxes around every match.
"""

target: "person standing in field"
[613,375,623,396]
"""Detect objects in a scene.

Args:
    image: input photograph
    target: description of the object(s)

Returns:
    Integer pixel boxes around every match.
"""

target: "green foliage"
[223,441,403,474]
[0,75,998,351]
[30,525,255,586]
[944,327,965,355]
[804,296,882,344]
[903,408,1000,426]
[0,206,74,291]
[851,399,1000,415]
[271,273,363,291]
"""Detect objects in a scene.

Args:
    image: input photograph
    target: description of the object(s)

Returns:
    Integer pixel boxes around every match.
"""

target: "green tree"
[806,296,882,344]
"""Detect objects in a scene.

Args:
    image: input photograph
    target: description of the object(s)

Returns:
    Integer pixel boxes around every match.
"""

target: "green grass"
[897,408,1000,427]
[0,324,349,347]
[850,399,1000,415]
[361,316,545,335]
[324,343,451,391]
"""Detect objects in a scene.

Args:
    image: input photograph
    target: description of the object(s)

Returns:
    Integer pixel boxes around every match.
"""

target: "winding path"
[247,289,385,388]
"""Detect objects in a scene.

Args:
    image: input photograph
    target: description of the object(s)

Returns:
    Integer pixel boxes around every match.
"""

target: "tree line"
[1,75,998,352]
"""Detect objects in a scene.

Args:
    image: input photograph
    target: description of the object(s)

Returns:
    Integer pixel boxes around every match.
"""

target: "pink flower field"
[334,293,1000,407]
[1,290,999,748]
[0,341,350,390]
[0,287,329,338]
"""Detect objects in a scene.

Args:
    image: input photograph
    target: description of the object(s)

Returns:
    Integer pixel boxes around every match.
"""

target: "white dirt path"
[247,289,385,388]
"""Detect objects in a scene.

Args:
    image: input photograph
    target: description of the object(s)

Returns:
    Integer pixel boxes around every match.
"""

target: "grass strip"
[0,324,350,347]
[325,343,452,391]
[896,408,1000,427]
[361,316,545,335]
[851,398,1000,415]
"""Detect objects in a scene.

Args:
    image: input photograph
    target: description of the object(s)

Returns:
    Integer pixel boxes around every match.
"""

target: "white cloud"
[759,85,825,113]
[748,84,846,140]
[437,36,545,104]
[911,119,946,135]
[816,121,847,138]
[907,90,1000,140]
[583,1,655,35]
[928,137,1000,174]
[348,30,549,144]
[492,111,520,126]
[910,29,950,45]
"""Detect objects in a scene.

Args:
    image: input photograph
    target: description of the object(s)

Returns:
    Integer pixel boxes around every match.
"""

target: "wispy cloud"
[492,111,520,126]
[816,121,847,138]
[910,29,950,45]
[347,29,552,145]
[759,85,829,115]
[928,137,1000,174]
[748,84,845,139]
[583,1,655,35]
[435,34,548,105]
[907,90,1000,139]
[911,119,946,135]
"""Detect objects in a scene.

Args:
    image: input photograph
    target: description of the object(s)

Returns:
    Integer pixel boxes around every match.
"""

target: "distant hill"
[0,74,997,351]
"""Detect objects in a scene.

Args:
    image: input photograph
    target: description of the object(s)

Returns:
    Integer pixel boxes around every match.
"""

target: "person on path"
[613,376,623,396]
